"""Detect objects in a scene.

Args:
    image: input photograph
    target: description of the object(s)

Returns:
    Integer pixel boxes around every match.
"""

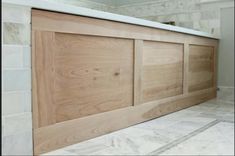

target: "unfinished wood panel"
[34,88,216,154]
[183,43,189,94]
[32,9,218,46]
[188,45,214,92]
[141,41,184,103]
[34,31,134,126]
[134,40,143,105]
[32,31,57,128]
[32,9,218,155]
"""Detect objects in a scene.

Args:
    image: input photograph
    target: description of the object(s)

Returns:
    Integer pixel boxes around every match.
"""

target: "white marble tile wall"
[2,3,33,155]
[113,0,230,37]
[47,0,116,12]
[47,0,234,37]
[113,0,234,38]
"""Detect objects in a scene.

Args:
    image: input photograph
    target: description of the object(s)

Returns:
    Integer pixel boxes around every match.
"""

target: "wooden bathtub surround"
[32,9,218,155]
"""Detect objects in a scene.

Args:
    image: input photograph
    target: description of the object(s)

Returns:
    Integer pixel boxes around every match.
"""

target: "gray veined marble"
[3,23,30,45]
[160,122,234,156]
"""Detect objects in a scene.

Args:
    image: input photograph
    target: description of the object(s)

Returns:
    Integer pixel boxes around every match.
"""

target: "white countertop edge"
[2,0,219,39]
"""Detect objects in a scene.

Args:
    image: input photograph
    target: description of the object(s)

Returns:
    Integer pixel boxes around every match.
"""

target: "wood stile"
[32,9,219,155]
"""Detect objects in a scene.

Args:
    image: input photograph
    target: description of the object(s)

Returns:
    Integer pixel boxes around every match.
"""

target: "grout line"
[148,120,220,155]
[217,119,234,124]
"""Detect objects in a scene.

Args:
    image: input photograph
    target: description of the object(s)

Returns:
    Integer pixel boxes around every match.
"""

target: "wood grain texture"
[32,9,218,46]
[183,43,189,94]
[188,45,214,92]
[33,31,57,128]
[54,33,134,122]
[134,40,143,105]
[141,41,184,103]
[32,9,218,155]
[34,32,134,125]
[34,88,216,154]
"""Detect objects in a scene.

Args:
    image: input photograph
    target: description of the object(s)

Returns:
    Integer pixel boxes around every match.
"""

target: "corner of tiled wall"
[2,3,33,155]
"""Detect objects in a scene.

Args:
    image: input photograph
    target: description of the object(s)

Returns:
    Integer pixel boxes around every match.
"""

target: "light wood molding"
[32,31,57,128]
[183,43,189,94]
[134,40,143,105]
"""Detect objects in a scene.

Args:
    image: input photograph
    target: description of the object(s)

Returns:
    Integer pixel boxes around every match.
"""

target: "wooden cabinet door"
[188,45,215,92]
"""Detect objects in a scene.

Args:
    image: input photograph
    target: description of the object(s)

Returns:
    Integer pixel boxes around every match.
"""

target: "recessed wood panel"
[188,45,214,92]
[34,31,134,127]
[141,41,184,103]
[32,9,218,155]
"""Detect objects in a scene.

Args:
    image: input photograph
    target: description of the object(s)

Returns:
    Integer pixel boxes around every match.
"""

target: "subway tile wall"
[2,4,33,155]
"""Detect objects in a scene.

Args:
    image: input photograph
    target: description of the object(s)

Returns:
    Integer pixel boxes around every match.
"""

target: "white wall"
[218,7,234,87]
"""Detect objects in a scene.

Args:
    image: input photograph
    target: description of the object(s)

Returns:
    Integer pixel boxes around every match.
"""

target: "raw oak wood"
[134,40,143,105]
[34,88,216,154]
[141,41,184,103]
[34,32,134,125]
[32,9,218,155]
[188,45,215,92]
[183,43,189,94]
[32,31,57,128]
[32,9,218,46]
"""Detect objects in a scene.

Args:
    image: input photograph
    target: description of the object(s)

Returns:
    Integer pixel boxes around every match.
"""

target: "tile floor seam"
[217,119,234,123]
[147,119,221,155]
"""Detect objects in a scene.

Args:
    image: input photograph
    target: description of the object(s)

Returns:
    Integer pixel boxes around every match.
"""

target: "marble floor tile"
[45,110,215,155]
[159,122,234,156]
[63,127,169,155]
[188,99,234,122]
[43,149,77,155]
